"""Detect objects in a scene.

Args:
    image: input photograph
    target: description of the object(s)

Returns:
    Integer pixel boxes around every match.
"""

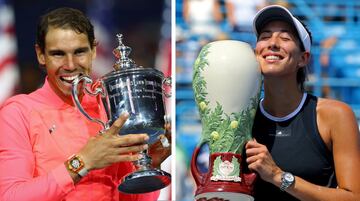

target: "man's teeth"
[265,55,280,60]
[62,75,79,81]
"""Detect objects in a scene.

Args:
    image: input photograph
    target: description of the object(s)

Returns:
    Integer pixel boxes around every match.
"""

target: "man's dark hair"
[296,19,312,92]
[36,7,95,52]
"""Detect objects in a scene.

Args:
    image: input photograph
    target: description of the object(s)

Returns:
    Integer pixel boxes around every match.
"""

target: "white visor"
[253,5,311,53]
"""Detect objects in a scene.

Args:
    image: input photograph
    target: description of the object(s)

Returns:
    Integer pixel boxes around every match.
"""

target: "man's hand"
[245,139,282,185]
[148,123,171,168]
[77,113,149,171]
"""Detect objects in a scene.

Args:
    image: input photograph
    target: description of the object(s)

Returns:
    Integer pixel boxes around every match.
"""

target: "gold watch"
[67,154,88,177]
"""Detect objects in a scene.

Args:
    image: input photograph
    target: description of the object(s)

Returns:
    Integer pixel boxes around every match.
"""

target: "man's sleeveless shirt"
[252,93,337,201]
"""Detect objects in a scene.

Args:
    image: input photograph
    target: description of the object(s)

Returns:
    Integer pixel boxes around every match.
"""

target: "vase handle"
[190,143,205,186]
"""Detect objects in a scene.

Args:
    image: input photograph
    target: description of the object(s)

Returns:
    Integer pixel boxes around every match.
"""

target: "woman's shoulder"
[317,97,354,116]
[316,97,358,139]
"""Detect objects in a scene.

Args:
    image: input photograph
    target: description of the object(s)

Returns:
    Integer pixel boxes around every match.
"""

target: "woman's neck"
[262,78,304,117]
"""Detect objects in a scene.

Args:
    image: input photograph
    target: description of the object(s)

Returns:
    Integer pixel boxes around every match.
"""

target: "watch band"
[280,172,295,191]
[77,167,89,177]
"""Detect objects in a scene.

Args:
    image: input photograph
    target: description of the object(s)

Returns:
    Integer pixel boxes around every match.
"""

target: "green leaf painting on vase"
[193,43,261,154]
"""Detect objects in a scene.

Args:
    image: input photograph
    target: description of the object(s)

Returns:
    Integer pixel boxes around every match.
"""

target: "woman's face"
[255,20,308,78]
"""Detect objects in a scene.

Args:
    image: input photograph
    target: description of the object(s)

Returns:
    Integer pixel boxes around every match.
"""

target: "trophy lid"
[112,33,139,70]
[103,33,164,80]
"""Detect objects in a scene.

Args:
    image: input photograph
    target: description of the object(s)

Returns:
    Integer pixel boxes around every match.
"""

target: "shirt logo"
[49,124,56,134]
[269,127,291,137]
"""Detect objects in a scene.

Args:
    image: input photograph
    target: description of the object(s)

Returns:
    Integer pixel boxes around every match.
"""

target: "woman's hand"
[245,139,282,185]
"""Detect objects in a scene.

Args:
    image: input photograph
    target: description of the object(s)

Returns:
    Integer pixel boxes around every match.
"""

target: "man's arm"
[0,103,74,201]
[0,103,150,201]
[148,123,171,169]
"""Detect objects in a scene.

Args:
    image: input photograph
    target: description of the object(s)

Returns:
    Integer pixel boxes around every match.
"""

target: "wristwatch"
[67,154,89,177]
[280,172,295,191]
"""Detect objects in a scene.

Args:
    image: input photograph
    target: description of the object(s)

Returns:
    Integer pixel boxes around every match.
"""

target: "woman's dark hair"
[296,18,312,92]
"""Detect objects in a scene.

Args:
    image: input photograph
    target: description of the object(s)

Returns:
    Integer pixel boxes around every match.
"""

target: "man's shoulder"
[0,89,44,113]
[1,95,31,118]
[1,94,30,108]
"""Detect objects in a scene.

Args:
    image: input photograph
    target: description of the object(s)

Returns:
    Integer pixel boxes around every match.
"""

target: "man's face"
[35,27,96,102]
[255,20,308,78]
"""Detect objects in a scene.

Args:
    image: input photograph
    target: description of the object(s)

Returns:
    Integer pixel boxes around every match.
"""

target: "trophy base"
[195,192,254,201]
[118,169,171,194]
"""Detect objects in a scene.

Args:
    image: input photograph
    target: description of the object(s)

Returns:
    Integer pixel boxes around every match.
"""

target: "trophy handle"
[162,76,172,98]
[72,75,109,131]
[190,144,205,186]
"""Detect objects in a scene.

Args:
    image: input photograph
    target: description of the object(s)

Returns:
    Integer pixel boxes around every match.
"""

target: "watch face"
[285,173,294,182]
[71,159,81,169]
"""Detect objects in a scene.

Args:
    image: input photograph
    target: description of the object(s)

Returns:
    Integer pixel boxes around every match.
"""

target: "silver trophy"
[72,34,171,194]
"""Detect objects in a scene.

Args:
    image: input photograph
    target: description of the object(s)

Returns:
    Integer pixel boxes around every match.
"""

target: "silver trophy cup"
[71,34,171,194]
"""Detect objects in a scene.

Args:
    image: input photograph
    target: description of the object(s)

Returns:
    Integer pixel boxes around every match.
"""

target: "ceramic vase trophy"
[191,40,261,201]
[72,34,171,194]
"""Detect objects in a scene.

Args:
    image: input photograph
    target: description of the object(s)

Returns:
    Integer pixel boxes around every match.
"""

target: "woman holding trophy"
[192,4,360,201]
[246,5,360,201]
